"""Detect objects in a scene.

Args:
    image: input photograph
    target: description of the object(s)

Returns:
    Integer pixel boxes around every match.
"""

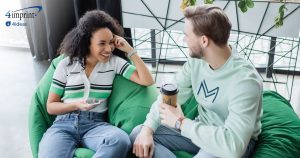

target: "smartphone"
[86,99,103,106]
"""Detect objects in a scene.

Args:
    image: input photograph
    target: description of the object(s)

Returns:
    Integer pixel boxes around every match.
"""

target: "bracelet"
[127,49,137,58]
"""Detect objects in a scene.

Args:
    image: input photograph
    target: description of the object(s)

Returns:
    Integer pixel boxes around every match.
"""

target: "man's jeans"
[130,125,256,158]
[38,111,131,158]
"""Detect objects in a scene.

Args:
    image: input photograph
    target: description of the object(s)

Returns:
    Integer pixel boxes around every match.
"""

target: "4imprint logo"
[5,21,11,26]
[4,6,42,27]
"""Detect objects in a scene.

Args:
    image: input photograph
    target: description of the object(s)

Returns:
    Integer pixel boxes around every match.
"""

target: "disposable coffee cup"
[160,83,178,107]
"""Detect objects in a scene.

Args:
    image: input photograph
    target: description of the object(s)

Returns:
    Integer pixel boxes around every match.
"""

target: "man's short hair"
[184,5,232,45]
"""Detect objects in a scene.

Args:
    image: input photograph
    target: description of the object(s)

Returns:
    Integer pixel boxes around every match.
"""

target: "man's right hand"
[133,126,155,158]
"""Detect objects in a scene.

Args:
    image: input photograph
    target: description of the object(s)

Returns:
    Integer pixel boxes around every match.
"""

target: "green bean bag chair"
[29,55,300,158]
[28,55,182,158]
[177,91,300,158]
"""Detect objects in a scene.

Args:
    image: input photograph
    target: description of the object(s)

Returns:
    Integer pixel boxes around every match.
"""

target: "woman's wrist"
[72,102,79,111]
[127,49,137,58]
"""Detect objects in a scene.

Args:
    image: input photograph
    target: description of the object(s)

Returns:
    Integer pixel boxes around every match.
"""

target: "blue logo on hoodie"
[197,80,219,103]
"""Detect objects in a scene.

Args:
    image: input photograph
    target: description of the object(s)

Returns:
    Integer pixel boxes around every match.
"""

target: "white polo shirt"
[50,55,136,113]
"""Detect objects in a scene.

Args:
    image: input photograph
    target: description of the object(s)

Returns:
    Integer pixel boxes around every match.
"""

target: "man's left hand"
[159,103,184,128]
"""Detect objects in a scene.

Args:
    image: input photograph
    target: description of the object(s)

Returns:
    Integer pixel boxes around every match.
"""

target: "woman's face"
[88,27,115,63]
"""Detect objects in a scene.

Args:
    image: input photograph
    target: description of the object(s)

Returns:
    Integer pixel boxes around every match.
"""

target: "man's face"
[183,19,205,59]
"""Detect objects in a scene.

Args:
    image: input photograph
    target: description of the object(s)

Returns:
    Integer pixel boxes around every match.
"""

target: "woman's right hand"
[75,100,97,111]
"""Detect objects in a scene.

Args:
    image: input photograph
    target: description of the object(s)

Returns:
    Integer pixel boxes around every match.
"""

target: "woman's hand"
[113,35,134,54]
[113,35,154,86]
[47,93,98,115]
[75,100,98,111]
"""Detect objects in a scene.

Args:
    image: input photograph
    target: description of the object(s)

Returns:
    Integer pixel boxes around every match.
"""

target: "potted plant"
[180,0,287,27]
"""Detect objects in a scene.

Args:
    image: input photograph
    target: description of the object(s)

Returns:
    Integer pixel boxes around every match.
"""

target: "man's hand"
[133,126,154,158]
[159,103,184,128]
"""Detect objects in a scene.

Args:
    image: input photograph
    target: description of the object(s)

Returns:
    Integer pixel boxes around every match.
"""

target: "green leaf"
[274,2,287,28]
[238,1,248,13]
[180,0,188,10]
[278,20,283,26]
[238,0,245,9]
[246,0,254,8]
[279,11,284,18]
[241,6,248,13]
[190,0,197,5]
[274,12,284,28]
[180,0,197,10]
[279,5,285,12]
[204,0,214,4]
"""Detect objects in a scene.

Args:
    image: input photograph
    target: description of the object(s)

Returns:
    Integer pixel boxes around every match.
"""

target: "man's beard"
[189,44,204,59]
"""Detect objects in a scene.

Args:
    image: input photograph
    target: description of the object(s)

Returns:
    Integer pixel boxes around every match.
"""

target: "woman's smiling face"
[88,27,115,63]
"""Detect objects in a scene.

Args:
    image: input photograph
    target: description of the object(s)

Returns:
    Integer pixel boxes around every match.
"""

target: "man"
[130,5,263,158]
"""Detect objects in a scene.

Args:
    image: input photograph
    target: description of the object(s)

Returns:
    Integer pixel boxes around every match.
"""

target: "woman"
[38,10,154,158]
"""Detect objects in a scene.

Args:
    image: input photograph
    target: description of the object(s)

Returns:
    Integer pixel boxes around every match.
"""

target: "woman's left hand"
[113,35,134,54]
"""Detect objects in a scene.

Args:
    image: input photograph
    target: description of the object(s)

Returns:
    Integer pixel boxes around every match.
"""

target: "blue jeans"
[38,111,131,158]
[130,125,256,158]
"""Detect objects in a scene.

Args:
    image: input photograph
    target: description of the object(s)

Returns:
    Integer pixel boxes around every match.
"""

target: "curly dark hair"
[58,10,124,67]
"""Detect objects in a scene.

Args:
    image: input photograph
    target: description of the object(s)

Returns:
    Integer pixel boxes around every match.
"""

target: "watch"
[175,116,185,131]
